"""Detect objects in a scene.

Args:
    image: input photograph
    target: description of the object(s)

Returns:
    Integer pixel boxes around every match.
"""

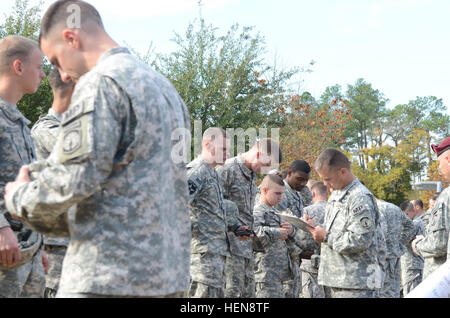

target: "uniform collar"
[236,154,254,179]
[97,47,131,65]
[0,96,31,125]
[283,180,300,197]
[48,107,62,121]
[329,178,359,202]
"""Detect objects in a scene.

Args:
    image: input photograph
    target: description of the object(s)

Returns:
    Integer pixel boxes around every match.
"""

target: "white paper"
[405,260,450,298]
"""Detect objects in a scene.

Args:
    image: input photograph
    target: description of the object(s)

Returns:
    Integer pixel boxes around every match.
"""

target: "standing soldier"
[399,201,424,296]
[304,148,382,298]
[422,194,440,230]
[0,35,46,298]
[300,185,313,207]
[376,200,415,298]
[31,69,75,298]
[5,0,191,298]
[217,138,282,298]
[277,160,311,298]
[253,175,295,298]
[187,128,249,298]
[301,181,327,298]
[412,137,450,279]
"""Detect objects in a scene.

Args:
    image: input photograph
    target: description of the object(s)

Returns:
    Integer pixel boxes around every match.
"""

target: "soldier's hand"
[0,227,21,268]
[41,251,50,275]
[281,222,293,235]
[302,215,316,229]
[279,227,289,240]
[236,226,253,241]
[411,235,425,256]
[310,226,328,243]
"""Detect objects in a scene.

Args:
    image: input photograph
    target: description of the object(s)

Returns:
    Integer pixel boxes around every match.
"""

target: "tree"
[0,0,52,125]
[154,18,300,132]
[343,78,388,169]
[278,93,352,179]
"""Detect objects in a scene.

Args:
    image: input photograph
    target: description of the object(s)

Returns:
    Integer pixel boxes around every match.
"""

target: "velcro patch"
[188,177,203,196]
[360,217,372,229]
[353,205,366,216]
[58,116,90,163]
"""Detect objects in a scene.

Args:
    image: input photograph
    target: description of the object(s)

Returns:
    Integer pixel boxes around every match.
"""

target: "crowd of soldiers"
[0,0,449,299]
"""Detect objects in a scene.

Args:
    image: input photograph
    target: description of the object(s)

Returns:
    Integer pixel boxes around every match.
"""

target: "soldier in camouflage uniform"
[217,138,282,298]
[413,138,450,280]
[0,35,46,298]
[5,1,191,298]
[304,149,383,298]
[30,69,75,298]
[399,201,424,295]
[277,160,311,298]
[422,194,439,230]
[376,200,415,298]
[187,128,231,298]
[301,182,327,298]
[300,186,313,207]
[254,175,295,298]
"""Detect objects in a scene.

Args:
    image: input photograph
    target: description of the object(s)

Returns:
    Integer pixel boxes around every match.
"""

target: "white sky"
[1,0,449,116]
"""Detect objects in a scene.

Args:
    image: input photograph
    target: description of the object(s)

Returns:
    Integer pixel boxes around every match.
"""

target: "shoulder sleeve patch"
[58,116,90,163]
[188,177,203,197]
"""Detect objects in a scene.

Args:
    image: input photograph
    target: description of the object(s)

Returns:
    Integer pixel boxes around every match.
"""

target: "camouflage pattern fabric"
[401,215,424,296]
[189,252,226,297]
[253,202,295,298]
[44,245,67,295]
[31,108,70,247]
[276,180,305,298]
[299,186,313,207]
[224,255,255,298]
[217,155,257,298]
[300,201,326,298]
[318,179,381,295]
[0,97,44,298]
[377,200,415,298]
[6,47,192,297]
[187,157,230,257]
[414,187,450,279]
[323,286,377,298]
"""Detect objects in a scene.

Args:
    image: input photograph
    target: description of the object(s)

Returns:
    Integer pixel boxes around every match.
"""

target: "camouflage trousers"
[323,286,377,298]
[224,254,255,298]
[255,281,284,298]
[301,271,325,298]
[56,292,185,298]
[380,258,402,298]
[189,252,226,298]
[402,270,423,296]
[0,250,45,298]
[44,245,67,298]
[282,263,301,298]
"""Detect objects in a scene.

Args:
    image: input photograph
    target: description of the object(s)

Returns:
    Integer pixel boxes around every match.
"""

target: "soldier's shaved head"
[39,0,104,44]
[251,138,283,164]
[311,181,328,198]
[261,174,285,189]
[0,36,40,75]
[202,127,227,143]
[315,148,350,172]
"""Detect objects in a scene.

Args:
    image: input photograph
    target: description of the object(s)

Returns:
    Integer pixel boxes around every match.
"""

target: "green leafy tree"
[343,78,388,169]
[1,0,52,125]
[154,18,299,132]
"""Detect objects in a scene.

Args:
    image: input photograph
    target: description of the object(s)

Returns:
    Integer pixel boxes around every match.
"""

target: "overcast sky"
[1,0,449,115]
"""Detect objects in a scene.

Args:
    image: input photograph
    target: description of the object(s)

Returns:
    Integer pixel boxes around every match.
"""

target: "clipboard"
[276,212,315,232]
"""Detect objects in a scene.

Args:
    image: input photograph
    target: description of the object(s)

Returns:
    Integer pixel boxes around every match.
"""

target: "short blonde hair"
[0,35,39,75]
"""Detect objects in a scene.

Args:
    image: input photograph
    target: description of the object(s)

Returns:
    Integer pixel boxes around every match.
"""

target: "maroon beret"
[431,137,450,157]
